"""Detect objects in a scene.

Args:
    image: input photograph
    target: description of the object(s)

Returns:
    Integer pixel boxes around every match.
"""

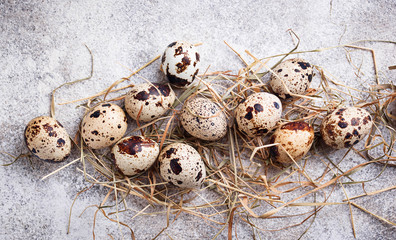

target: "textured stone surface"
[1,0,396,239]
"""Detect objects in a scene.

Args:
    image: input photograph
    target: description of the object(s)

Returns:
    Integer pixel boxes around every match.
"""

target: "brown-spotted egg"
[180,97,227,141]
[124,83,175,122]
[320,107,373,149]
[269,121,314,165]
[81,103,127,149]
[24,116,72,162]
[235,92,282,137]
[111,136,159,176]
[161,41,200,88]
[269,58,313,99]
[159,143,206,188]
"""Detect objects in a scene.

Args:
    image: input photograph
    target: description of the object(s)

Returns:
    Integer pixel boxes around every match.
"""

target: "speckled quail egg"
[24,116,72,162]
[269,121,314,165]
[161,41,200,88]
[81,103,127,149]
[235,92,282,137]
[111,136,159,176]
[159,143,206,188]
[124,83,175,122]
[180,97,227,141]
[320,107,373,149]
[269,58,314,99]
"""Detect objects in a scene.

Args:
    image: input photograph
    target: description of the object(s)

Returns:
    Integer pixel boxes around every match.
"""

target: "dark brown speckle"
[176,56,191,74]
[166,65,189,87]
[244,106,254,120]
[345,132,353,139]
[195,170,202,182]
[352,129,360,137]
[170,158,182,175]
[338,121,348,128]
[56,138,65,148]
[297,61,311,70]
[254,104,263,113]
[281,121,312,132]
[274,102,280,109]
[168,42,177,47]
[90,110,101,118]
[118,136,155,156]
[165,148,176,158]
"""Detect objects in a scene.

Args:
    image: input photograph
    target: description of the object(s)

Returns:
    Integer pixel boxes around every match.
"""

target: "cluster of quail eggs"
[234,58,373,165]
[23,41,206,189]
[24,41,374,190]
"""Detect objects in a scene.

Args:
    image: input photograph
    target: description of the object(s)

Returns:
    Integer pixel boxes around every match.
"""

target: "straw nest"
[4,32,396,239]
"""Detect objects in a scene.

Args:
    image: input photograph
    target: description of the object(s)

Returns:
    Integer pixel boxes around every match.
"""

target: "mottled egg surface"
[180,97,227,141]
[125,83,175,122]
[81,103,127,149]
[161,41,200,88]
[24,116,72,162]
[112,136,159,176]
[159,143,206,188]
[270,121,314,165]
[320,107,373,149]
[269,58,313,99]
[235,92,282,137]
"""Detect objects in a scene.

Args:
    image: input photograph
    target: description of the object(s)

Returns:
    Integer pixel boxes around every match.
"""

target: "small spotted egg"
[269,58,314,99]
[161,41,200,88]
[159,143,206,188]
[320,107,373,149]
[111,136,159,176]
[269,121,314,165]
[180,97,227,141]
[24,116,72,162]
[235,92,282,137]
[124,83,175,122]
[81,103,127,149]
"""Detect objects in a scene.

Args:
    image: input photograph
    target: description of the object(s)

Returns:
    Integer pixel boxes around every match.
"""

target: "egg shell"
[161,41,200,88]
[112,136,159,176]
[125,83,175,122]
[235,92,282,137]
[159,143,206,188]
[269,58,313,99]
[269,121,314,165]
[81,103,127,149]
[320,107,373,149]
[180,97,227,141]
[24,116,72,162]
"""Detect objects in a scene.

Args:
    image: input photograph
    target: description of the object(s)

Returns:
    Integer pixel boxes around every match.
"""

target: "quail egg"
[180,97,227,141]
[111,136,159,176]
[235,92,282,137]
[24,116,72,162]
[159,143,206,188]
[161,41,200,88]
[320,107,373,149]
[81,103,127,149]
[269,121,314,165]
[269,58,314,99]
[124,83,175,122]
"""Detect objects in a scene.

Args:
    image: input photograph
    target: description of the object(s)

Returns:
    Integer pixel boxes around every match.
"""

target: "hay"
[7,36,396,239]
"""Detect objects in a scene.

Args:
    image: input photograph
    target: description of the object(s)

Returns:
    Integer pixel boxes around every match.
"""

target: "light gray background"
[1,0,396,239]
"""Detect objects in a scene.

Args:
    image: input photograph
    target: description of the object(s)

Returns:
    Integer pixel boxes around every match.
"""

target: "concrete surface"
[1,0,396,239]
